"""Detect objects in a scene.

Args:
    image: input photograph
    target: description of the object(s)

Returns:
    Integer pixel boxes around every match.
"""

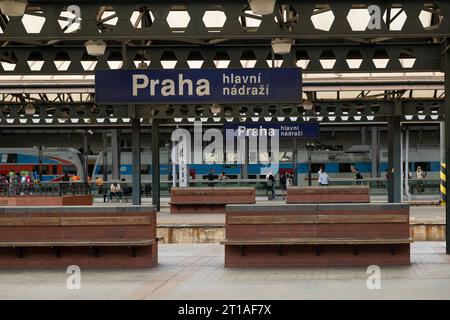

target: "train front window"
[311,163,325,173]
[339,163,355,173]
[7,154,17,163]
[140,165,150,174]
[96,165,112,175]
[414,162,430,172]
[41,166,49,175]
[63,165,77,175]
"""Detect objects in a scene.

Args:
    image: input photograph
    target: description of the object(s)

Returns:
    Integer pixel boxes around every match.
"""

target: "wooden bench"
[0,195,94,206]
[221,203,412,267]
[170,187,256,213]
[286,186,370,203]
[0,206,158,268]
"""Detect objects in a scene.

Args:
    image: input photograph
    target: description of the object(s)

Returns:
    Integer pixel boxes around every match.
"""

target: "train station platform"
[0,242,448,300]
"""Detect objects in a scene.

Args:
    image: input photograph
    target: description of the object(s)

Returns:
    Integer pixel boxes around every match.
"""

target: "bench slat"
[317,214,408,224]
[0,240,155,247]
[61,216,152,226]
[228,215,317,224]
[0,217,60,227]
[221,238,413,245]
[227,214,408,225]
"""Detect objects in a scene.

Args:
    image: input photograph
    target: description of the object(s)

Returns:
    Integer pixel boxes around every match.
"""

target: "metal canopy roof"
[0,0,448,126]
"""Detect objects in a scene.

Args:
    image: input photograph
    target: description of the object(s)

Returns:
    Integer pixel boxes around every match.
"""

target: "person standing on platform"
[355,169,364,185]
[318,169,329,186]
[266,172,276,200]
[415,166,426,193]
[207,169,215,187]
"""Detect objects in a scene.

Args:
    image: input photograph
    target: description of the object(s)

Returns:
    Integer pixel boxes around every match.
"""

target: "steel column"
[293,139,298,186]
[444,46,450,254]
[152,119,161,211]
[242,138,249,180]
[405,129,411,200]
[371,127,379,178]
[131,118,141,206]
[387,116,402,203]
[111,129,121,181]
[102,132,108,182]
[83,131,90,182]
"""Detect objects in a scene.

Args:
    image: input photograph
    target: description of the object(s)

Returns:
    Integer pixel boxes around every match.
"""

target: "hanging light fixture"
[248,0,276,15]
[302,100,314,110]
[85,40,107,57]
[271,38,293,55]
[210,104,221,114]
[24,103,36,115]
[138,61,149,69]
[0,0,28,16]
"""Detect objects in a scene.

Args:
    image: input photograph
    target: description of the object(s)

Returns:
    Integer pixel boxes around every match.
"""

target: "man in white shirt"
[318,170,329,186]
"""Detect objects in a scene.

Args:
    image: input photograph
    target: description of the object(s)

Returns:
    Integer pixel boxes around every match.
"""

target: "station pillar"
[82,131,90,182]
[444,44,450,254]
[111,129,121,181]
[371,127,379,179]
[152,119,161,211]
[387,115,402,203]
[131,118,141,206]
[102,132,108,182]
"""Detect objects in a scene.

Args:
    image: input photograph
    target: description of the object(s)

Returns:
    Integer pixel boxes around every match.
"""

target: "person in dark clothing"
[355,169,363,185]
[61,173,70,194]
[267,173,276,200]
[207,169,215,187]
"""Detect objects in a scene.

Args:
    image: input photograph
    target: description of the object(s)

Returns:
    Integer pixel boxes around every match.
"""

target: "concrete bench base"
[170,203,229,213]
[224,244,410,267]
[0,245,157,269]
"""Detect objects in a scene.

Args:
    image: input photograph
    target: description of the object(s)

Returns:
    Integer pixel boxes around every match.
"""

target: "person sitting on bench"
[110,183,123,202]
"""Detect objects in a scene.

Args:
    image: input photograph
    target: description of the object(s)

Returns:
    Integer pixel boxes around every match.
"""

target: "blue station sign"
[95,68,302,105]
[224,123,320,140]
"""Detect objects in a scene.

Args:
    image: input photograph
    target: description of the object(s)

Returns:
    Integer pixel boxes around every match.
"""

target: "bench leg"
[53,247,61,258]
[353,245,358,256]
[315,245,320,257]
[278,245,283,257]
[390,244,396,255]
[90,247,99,258]
[131,246,137,258]
[15,247,24,259]
[240,245,245,257]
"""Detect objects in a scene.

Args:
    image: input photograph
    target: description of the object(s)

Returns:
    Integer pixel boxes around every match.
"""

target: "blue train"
[92,145,440,183]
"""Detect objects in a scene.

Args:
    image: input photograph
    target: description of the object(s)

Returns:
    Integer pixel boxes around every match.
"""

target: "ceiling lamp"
[249,0,276,15]
[85,40,107,57]
[0,0,28,16]
[138,61,149,69]
[210,104,221,114]
[271,38,292,55]
[24,103,36,115]
[302,100,314,110]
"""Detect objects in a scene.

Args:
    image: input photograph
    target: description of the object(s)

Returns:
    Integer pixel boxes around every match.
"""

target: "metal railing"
[0,178,440,199]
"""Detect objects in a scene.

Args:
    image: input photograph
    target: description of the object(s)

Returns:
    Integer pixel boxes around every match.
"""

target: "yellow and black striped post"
[441,163,446,207]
